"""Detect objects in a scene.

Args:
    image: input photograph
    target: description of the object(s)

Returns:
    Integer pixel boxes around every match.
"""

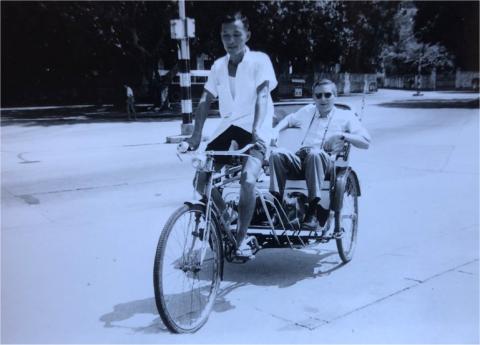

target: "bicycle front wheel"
[153,204,222,333]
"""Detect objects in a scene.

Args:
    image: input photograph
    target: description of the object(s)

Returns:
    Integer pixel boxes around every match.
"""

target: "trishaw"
[153,107,361,333]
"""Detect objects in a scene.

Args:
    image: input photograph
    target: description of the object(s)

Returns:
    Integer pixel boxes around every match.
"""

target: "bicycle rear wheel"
[153,204,222,333]
[335,173,359,263]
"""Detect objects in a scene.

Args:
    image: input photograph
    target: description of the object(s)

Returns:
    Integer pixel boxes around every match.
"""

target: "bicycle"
[153,131,361,333]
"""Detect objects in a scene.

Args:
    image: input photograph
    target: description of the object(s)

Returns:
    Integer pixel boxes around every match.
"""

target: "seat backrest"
[277,127,303,152]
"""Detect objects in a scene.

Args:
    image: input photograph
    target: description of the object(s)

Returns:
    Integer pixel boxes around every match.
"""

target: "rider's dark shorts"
[206,125,266,165]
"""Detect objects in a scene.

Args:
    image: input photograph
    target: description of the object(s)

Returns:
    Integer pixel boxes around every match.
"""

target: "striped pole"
[178,0,193,135]
[166,0,195,142]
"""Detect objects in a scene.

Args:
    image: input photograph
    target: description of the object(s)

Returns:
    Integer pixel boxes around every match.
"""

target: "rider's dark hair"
[220,11,250,31]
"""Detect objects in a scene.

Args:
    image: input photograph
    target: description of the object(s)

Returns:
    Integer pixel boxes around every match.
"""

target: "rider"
[185,11,278,258]
[269,79,371,229]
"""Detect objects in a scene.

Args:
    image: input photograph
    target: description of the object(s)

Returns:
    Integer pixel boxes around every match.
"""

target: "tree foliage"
[188,1,399,74]
[1,1,478,106]
[414,1,479,71]
[2,1,178,105]
[381,2,454,75]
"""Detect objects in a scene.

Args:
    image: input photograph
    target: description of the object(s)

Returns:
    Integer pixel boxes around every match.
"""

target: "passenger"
[269,79,370,229]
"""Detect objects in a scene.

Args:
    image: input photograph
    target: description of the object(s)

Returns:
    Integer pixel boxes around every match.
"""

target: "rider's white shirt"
[204,47,278,143]
[286,104,371,149]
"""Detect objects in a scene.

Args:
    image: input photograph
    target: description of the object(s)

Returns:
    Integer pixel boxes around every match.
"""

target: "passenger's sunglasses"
[314,92,333,99]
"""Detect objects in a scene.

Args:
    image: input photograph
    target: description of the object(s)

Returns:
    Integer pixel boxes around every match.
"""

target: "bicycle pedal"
[192,228,205,240]
[333,230,344,239]
[230,254,255,263]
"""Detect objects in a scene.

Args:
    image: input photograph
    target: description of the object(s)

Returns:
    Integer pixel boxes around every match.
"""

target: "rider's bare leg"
[236,156,262,247]
[195,170,228,223]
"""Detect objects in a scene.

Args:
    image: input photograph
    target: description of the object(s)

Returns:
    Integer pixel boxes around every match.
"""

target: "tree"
[188,1,400,75]
[4,1,461,106]
[336,1,400,73]
[381,2,453,75]
[1,1,179,105]
[414,1,479,71]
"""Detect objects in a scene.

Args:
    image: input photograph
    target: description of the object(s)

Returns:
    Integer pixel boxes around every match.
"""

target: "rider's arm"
[188,89,215,148]
[251,80,270,141]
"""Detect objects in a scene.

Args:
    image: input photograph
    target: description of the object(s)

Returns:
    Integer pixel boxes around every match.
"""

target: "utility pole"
[166,0,195,143]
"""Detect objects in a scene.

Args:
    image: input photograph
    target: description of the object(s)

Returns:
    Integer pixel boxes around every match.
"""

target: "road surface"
[1,90,479,343]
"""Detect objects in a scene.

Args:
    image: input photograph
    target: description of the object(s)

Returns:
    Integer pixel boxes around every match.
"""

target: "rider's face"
[220,20,250,59]
[313,84,336,115]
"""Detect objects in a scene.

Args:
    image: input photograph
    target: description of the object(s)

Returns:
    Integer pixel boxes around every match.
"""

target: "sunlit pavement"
[1,89,479,343]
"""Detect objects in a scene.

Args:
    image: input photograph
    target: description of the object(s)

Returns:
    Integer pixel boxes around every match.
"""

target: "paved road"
[1,90,479,343]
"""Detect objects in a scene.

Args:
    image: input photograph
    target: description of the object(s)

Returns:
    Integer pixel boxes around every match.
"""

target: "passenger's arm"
[271,115,290,144]
[324,114,371,153]
[271,105,309,146]
[343,132,370,149]
[324,132,369,153]
[344,113,371,149]
[186,89,215,150]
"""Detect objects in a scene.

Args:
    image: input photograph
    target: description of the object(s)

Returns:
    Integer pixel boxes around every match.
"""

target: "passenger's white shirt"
[204,47,277,143]
[126,86,133,97]
[286,104,371,149]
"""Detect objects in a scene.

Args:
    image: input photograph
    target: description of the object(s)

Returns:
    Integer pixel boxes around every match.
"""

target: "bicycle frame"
[183,145,254,265]
[181,141,357,262]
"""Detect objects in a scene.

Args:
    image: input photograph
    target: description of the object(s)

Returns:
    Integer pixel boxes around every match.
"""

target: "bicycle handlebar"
[177,142,255,157]
[205,143,255,156]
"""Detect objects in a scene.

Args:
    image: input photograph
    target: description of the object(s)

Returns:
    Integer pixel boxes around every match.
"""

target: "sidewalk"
[1,89,478,125]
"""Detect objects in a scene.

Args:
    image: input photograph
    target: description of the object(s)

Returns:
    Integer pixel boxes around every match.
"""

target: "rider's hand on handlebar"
[177,141,190,153]
[184,133,202,151]
[251,129,260,145]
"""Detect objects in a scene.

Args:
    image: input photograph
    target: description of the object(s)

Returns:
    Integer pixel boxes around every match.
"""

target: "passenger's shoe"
[303,213,319,230]
[317,205,330,227]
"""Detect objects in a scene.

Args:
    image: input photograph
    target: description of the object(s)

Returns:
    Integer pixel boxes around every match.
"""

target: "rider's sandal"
[235,241,255,260]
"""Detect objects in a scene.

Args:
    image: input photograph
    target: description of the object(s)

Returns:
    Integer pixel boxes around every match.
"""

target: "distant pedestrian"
[160,64,178,111]
[124,84,137,121]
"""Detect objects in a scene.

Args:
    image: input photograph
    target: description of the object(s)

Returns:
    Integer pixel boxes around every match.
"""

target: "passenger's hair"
[220,11,250,31]
[312,79,337,96]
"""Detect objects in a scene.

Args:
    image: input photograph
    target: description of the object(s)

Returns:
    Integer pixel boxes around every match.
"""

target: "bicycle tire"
[335,173,359,263]
[153,204,222,333]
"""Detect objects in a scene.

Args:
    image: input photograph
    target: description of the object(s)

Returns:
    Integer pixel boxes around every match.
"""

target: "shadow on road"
[223,247,342,288]
[99,297,168,334]
[99,247,342,334]
[377,97,479,109]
